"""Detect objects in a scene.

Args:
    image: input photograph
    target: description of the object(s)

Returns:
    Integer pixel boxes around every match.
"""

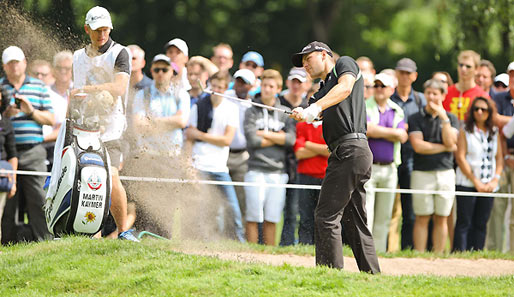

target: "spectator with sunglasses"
[364,73,407,253]
[493,73,509,93]
[132,54,190,155]
[443,50,489,122]
[454,97,502,252]
[236,51,264,97]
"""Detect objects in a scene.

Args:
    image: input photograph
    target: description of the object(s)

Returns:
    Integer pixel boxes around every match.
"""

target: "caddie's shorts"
[104,139,122,170]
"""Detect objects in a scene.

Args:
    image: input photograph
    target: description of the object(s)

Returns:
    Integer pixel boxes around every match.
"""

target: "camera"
[14,96,21,109]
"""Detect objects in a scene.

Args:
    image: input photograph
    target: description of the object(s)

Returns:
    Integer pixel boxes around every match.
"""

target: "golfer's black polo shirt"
[408,107,458,171]
[309,56,366,147]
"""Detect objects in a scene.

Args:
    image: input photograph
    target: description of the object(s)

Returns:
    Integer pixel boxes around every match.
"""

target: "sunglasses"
[458,63,473,69]
[373,84,387,89]
[494,82,507,88]
[473,107,489,112]
[244,61,258,69]
[152,67,169,73]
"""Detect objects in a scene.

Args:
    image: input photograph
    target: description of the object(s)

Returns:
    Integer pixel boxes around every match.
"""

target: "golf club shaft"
[198,80,291,114]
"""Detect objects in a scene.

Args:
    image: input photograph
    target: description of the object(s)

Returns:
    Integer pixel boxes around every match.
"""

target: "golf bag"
[45,92,113,236]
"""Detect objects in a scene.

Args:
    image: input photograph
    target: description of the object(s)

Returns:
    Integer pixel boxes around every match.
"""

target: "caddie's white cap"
[85,6,113,30]
[2,46,25,65]
[234,69,256,85]
[164,38,189,57]
[374,73,395,88]
[507,61,514,73]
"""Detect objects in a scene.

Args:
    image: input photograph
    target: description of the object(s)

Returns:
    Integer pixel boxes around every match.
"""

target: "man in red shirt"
[443,50,489,121]
[294,120,329,245]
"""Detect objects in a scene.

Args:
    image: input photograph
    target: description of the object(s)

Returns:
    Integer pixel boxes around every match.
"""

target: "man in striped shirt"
[0,45,55,243]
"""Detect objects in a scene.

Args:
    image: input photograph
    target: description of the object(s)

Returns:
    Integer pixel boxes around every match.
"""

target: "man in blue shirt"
[1,46,55,243]
[132,54,190,155]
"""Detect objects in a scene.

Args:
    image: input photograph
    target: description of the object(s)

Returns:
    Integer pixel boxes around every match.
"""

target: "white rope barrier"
[6,169,514,198]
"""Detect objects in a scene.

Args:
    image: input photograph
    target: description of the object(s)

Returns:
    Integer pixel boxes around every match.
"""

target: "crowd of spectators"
[0,34,513,254]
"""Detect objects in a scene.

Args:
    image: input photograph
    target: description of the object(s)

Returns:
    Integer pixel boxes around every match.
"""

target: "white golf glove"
[301,103,322,123]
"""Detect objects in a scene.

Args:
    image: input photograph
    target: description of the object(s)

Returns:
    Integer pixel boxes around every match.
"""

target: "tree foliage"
[1,0,512,83]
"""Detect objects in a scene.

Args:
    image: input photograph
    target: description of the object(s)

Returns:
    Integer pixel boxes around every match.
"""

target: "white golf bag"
[45,92,113,236]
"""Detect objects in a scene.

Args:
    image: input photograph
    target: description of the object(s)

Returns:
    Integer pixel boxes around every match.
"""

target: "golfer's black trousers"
[314,138,381,274]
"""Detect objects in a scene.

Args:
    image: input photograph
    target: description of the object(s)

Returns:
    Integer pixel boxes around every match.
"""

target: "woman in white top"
[454,97,503,251]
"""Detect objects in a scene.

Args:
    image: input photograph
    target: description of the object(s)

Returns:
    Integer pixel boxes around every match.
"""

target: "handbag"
[0,160,14,192]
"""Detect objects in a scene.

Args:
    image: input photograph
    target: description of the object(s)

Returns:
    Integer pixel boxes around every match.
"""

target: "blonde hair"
[458,50,481,69]
[261,69,283,90]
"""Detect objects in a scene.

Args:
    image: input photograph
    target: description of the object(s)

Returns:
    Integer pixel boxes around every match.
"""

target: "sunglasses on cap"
[152,67,170,73]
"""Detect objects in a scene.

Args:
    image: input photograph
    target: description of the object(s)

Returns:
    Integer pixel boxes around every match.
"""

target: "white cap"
[152,54,171,65]
[85,6,113,30]
[494,73,509,86]
[507,61,514,73]
[2,46,25,65]
[164,38,188,57]
[287,67,307,82]
[374,73,395,88]
[234,69,256,85]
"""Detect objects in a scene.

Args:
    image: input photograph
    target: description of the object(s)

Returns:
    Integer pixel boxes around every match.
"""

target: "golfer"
[290,41,380,273]
[69,6,138,241]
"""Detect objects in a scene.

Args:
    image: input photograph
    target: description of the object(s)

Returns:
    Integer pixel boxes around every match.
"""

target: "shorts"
[411,169,455,216]
[104,139,122,170]
[244,170,288,223]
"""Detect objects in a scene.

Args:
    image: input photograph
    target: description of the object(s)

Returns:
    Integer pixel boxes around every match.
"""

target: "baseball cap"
[374,73,395,88]
[241,51,264,67]
[2,46,25,65]
[234,69,256,85]
[164,38,188,57]
[395,58,417,73]
[507,61,514,73]
[85,6,113,30]
[291,41,333,67]
[287,67,307,82]
[152,54,171,65]
[494,73,509,86]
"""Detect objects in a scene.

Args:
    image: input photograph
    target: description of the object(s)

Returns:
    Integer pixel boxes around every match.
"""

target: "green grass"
[0,237,513,297]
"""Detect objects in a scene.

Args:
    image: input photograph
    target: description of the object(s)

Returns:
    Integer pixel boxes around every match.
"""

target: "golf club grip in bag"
[45,119,111,236]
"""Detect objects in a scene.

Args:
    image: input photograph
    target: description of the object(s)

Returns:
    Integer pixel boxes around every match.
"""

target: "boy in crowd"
[186,71,245,242]
[244,69,296,246]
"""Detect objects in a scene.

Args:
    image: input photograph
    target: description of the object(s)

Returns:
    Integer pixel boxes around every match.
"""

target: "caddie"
[69,6,138,241]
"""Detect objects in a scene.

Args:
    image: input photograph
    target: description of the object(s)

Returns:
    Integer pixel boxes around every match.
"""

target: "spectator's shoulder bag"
[0,160,13,192]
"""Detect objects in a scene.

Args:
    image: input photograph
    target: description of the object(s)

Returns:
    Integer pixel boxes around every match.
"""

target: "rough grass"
[0,237,513,297]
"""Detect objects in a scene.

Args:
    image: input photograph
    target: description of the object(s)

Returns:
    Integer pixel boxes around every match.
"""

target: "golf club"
[198,80,292,115]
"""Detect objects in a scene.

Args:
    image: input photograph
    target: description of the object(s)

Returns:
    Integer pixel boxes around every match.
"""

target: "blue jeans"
[201,171,245,242]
